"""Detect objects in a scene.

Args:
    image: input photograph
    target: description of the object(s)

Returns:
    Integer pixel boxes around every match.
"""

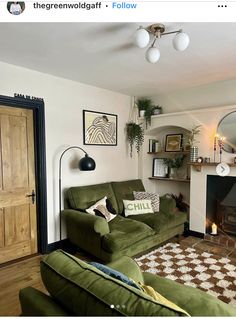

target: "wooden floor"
[0,255,46,316]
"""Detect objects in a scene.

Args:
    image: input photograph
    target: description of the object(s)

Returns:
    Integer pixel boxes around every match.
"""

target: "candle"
[214,134,219,151]
[211,223,217,235]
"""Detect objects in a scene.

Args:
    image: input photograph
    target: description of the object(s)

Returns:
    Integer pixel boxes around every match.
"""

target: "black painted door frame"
[0,94,48,253]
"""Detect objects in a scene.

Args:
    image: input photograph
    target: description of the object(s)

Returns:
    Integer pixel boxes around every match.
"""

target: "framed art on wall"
[165,134,183,152]
[152,158,168,177]
[83,110,117,146]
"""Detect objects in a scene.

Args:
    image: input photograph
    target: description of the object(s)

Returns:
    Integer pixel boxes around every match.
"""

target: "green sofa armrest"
[143,272,236,316]
[19,287,70,316]
[62,209,110,258]
[107,256,144,284]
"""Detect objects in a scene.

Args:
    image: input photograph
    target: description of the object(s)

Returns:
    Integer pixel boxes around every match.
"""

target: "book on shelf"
[149,139,161,153]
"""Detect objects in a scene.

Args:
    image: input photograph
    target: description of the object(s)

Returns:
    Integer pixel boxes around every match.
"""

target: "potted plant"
[136,98,154,128]
[164,155,185,178]
[185,125,201,162]
[126,122,144,157]
[152,105,163,115]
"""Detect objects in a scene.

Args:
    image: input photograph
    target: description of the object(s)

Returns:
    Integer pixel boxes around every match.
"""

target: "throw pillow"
[123,199,154,217]
[106,198,117,215]
[94,205,116,222]
[90,262,141,290]
[133,191,160,212]
[86,196,107,215]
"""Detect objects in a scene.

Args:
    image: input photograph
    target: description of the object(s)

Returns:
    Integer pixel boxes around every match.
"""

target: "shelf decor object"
[165,134,183,152]
[58,146,96,240]
[152,158,168,177]
[218,136,226,162]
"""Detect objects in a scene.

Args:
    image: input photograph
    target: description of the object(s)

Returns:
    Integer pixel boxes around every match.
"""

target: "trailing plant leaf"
[126,122,144,157]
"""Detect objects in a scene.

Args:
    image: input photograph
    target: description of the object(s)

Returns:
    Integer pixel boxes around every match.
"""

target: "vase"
[190,146,198,162]
[139,110,145,117]
[170,168,178,179]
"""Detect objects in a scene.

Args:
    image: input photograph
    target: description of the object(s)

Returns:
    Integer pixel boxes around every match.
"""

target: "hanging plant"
[126,122,144,157]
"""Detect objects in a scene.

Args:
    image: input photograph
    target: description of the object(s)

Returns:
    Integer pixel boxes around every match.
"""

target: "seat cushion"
[66,182,118,213]
[128,211,187,233]
[102,215,154,253]
[41,250,187,316]
[111,179,145,214]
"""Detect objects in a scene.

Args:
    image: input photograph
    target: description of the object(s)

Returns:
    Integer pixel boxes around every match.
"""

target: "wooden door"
[0,106,37,264]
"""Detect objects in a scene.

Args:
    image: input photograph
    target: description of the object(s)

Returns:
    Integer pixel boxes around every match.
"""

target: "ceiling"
[0,22,236,96]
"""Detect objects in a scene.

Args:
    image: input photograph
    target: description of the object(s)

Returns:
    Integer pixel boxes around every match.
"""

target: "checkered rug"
[135,242,236,307]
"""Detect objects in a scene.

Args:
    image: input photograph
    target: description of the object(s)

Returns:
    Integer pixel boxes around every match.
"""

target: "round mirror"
[217,111,236,153]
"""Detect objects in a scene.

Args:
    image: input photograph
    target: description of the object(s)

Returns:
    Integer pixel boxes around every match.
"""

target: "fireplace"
[206,176,236,236]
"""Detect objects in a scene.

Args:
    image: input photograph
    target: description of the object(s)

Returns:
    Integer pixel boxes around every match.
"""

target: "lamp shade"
[135,28,150,48]
[145,46,160,63]
[79,153,96,171]
[173,32,190,51]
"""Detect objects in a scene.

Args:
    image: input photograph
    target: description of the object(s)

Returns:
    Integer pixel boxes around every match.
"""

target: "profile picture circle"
[7,2,25,15]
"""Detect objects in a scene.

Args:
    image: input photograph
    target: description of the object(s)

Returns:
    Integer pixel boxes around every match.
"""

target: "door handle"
[26,190,36,204]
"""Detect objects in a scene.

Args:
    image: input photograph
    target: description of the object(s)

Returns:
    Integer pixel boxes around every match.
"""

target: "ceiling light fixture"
[135,23,190,64]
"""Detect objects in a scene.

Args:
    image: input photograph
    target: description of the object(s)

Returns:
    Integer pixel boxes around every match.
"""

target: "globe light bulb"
[135,27,150,48]
[145,46,160,63]
[173,32,190,51]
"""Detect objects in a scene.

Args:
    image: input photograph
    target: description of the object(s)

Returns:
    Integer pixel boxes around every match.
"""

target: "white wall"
[0,61,137,243]
[151,79,236,113]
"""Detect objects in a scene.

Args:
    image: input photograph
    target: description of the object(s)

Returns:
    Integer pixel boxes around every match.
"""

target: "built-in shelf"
[149,177,191,183]
[147,151,190,155]
[188,162,236,172]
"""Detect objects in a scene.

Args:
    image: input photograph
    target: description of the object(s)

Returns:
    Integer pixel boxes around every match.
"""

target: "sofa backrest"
[66,182,118,213]
[65,179,145,215]
[111,179,145,214]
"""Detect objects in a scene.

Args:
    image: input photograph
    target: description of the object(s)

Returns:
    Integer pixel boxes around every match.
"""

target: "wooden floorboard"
[0,254,46,316]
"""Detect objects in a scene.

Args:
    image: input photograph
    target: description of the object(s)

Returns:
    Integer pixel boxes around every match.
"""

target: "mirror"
[217,111,236,153]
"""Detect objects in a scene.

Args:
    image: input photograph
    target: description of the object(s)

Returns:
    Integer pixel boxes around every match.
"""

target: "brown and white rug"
[135,242,236,307]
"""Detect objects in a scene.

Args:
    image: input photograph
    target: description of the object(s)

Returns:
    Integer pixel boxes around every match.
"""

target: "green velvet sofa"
[62,179,187,262]
[19,250,236,316]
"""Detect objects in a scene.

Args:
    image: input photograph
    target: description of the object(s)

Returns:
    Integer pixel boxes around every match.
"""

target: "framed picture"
[83,110,117,146]
[152,158,168,177]
[165,134,183,152]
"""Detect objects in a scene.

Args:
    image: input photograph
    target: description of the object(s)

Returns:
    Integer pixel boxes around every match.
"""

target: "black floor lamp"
[59,146,96,240]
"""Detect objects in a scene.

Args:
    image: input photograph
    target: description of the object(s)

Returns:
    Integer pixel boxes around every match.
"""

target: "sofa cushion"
[102,215,154,253]
[111,179,145,214]
[66,182,118,213]
[123,199,154,216]
[41,250,187,316]
[90,261,141,289]
[128,211,187,233]
[134,191,160,212]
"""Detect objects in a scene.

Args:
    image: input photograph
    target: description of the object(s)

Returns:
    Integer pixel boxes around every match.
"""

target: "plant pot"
[139,110,145,117]
[190,146,198,162]
[170,168,178,179]
[153,108,162,115]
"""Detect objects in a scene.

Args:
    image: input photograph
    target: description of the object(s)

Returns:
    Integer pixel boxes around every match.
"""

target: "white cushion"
[86,196,116,222]
[123,199,154,217]
[86,196,107,215]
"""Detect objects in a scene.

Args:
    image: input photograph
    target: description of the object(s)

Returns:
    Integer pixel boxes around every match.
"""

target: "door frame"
[0,94,48,254]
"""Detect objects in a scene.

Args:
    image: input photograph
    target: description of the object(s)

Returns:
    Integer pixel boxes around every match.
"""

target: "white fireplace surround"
[139,104,236,234]
[190,165,236,233]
